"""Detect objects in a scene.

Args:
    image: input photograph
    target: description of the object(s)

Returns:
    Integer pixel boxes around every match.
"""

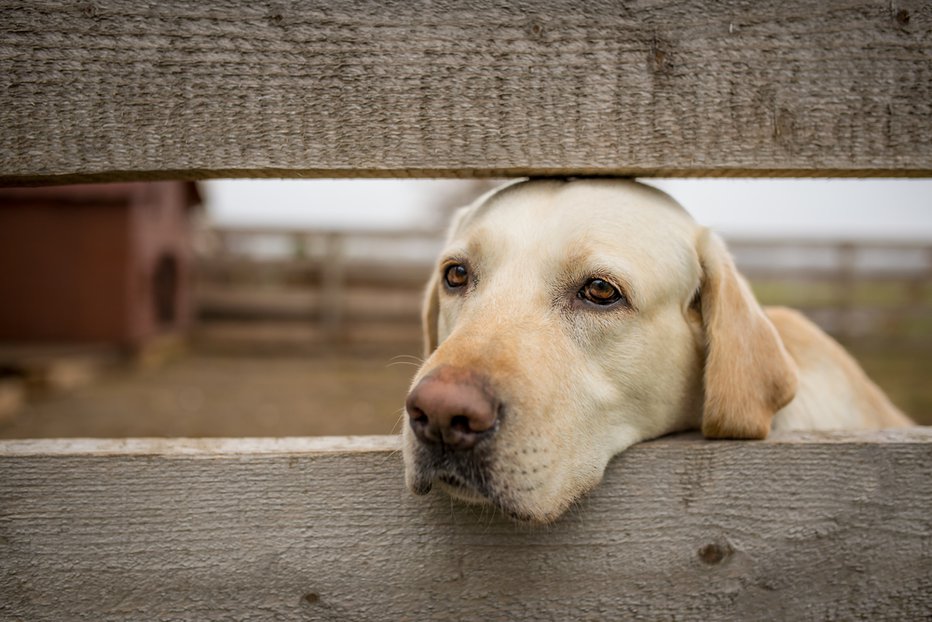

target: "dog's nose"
[406,367,499,450]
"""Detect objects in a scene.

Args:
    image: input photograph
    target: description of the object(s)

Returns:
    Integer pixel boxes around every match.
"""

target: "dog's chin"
[407,469,567,525]
[407,467,493,504]
[434,478,493,505]
[403,440,582,524]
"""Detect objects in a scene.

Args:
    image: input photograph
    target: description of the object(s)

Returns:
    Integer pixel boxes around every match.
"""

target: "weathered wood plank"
[2,430,931,620]
[1,1,930,183]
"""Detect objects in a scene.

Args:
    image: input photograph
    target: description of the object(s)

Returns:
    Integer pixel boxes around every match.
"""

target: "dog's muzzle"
[405,365,504,498]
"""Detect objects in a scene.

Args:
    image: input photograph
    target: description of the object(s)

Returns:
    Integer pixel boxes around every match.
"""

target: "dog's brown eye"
[579,278,624,306]
[444,264,469,289]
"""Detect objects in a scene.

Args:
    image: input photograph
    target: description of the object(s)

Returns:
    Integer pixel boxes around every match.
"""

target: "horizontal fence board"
[1,1,930,183]
[1,430,931,620]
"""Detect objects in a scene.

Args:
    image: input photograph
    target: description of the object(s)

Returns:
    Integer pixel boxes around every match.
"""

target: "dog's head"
[403,179,797,523]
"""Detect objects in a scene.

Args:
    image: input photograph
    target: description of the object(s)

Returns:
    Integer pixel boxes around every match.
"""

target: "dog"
[402,178,912,524]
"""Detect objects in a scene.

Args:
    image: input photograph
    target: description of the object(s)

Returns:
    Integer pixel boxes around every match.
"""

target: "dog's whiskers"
[386,354,424,366]
[389,408,407,435]
[387,360,422,369]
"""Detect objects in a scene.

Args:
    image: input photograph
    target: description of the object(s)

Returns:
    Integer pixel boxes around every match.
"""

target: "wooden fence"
[728,237,932,340]
[1,1,930,619]
[1,1,930,183]
[196,226,932,344]
[2,431,931,620]
[201,225,439,327]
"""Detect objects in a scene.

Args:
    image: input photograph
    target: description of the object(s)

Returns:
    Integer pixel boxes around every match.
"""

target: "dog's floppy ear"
[422,269,440,358]
[696,229,798,439]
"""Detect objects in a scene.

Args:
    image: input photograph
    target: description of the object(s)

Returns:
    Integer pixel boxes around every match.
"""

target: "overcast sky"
[203,178,932,240]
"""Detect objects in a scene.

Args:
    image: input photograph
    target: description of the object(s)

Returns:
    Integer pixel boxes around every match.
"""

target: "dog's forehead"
[449,180,698,278]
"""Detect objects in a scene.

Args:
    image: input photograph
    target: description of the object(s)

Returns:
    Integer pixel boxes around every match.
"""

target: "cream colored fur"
[402,178,912,523]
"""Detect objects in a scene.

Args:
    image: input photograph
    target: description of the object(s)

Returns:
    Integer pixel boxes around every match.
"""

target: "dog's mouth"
[408,451,550,523]
[411,471,495,508]
[410,451,494,499]
[426,473,538,522]
[409,444,505,502]
[435,474,492,504]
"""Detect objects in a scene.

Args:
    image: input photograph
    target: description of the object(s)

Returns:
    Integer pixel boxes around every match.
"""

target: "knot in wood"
[528,21,545,38]
[698,542,733,565]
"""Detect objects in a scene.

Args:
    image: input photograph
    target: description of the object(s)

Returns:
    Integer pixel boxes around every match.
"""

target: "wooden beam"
[2,430,930,620]
[1,1,930,184]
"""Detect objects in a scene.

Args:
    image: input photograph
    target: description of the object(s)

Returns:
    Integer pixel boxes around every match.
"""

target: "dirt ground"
[0,340,928,439]
[0,350,420,438]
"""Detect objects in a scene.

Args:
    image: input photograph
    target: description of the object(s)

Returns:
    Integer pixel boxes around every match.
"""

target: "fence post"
[836,242,857,341]
[320,232,346,339]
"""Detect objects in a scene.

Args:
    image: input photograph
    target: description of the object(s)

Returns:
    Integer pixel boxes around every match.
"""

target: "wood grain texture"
[1,1,930,183]
[2,430,931,620]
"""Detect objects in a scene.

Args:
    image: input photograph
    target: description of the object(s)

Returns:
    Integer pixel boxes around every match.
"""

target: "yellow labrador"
[403,178,912,523]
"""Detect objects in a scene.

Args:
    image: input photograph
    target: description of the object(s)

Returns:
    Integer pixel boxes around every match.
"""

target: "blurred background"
[0,178,929,437]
